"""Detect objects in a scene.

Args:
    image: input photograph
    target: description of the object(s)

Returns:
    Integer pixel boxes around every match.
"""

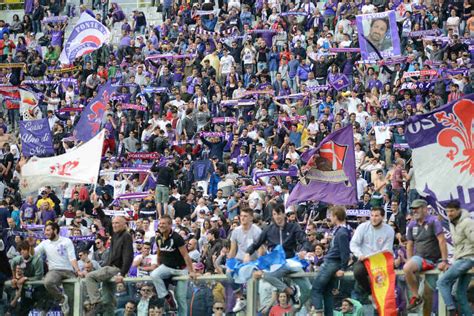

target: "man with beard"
[365,18,392,54]
[34,222,81,316]
[350,207,394,302]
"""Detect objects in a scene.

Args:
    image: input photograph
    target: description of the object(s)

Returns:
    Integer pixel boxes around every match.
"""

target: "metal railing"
[5,269,469,316]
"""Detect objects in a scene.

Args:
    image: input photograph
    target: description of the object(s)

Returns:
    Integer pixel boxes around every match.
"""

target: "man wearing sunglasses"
[212,302,225,316]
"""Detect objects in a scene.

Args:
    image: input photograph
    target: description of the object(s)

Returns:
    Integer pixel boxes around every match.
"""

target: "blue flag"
[226,245,287,284]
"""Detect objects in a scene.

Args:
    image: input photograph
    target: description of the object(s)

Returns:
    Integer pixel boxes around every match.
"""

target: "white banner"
[20,130,105,193]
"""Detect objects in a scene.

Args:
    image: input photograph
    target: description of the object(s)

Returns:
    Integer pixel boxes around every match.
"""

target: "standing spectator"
[311,206,351,316]
[92,237,110,267]
[31,0,44,34]
[132,241,158,277]
[0,200,9,229]
[269,291,293,316]
[150,161,175,217]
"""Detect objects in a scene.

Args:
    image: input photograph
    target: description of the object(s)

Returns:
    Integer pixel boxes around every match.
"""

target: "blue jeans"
[150,265,188,316]
[436,258,474,315]
[257,62,267,73]
[289,77,297,93]
[263,265,311,293]
[311,260,340,316]
[32,20,41,34]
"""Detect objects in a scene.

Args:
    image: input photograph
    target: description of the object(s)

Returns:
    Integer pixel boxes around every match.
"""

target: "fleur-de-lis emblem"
[434,99,474,175]
[49,160,80,176]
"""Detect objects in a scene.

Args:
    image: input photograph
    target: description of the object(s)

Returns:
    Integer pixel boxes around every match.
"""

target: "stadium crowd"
[0,0,472,315]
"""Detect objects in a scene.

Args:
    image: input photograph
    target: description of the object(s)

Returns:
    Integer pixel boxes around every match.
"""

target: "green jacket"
[333,299,363,316]
[11,254,44,281]
[450,210,474,260]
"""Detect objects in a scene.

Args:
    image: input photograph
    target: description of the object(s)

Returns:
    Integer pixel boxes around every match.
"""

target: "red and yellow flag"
[363,252,397,316]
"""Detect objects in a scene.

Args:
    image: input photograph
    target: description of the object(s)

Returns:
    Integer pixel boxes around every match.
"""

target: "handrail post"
[74,279,82,316]
[246,278,257,316]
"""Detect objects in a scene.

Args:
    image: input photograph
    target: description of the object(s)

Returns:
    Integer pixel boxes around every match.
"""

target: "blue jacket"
[208,172,221,197]
[324,225,351,270]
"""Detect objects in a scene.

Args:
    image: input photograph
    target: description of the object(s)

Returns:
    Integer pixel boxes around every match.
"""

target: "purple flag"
[74,82,116,142]
[330,75,350,91]
[328,48,361,53]
[20,119,54,157]
[356,11,401,61]
[286,125,357,206]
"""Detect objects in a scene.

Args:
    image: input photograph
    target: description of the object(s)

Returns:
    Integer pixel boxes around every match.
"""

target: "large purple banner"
[405,95,474,213]
[286,125,357,206]
[356,11,401,61]
[19,119,54,157]
[74,82,116,142]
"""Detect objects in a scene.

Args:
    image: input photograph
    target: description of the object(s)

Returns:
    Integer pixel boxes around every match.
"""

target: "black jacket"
[105,229,133,276]
[247,221,306,259]
[150,163,175,187]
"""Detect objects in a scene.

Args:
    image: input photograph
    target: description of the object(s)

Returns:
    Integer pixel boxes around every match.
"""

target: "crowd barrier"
[5,269,472,316]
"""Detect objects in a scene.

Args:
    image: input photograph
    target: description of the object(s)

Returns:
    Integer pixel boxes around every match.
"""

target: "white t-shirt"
[355,111,370,129]
[35,236,76,271]
[347,97,362,115]
[134,254,158,277]
[242,48,255,65]
[220,55,235,75]
[307,122,319,135]
[111,180,128,199]
[230,224,262,261]
[248,191,263,210]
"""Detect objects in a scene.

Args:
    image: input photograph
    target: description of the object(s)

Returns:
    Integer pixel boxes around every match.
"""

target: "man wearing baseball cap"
[403,199,448,312]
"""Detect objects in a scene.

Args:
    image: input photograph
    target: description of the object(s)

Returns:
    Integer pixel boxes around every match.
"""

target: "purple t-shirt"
[406,215,443,262]
[20,203,38,221]
[41,209,56,224]
[104,122,115,140]
[51,30,64,47]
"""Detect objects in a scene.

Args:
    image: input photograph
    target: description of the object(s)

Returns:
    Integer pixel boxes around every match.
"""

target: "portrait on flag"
[356,11,401,61]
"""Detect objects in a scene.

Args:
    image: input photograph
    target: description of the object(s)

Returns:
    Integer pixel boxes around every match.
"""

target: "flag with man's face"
[286,125,357,206]
[364,252,397,316]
